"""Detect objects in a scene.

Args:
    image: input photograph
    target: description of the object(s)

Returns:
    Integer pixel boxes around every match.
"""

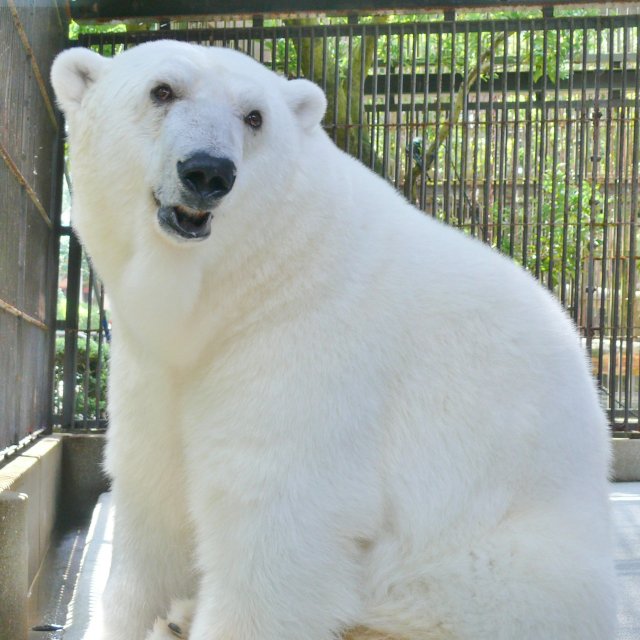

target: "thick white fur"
[51,41,615,640]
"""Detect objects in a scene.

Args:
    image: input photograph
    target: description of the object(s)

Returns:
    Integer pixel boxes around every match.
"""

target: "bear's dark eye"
[151,83,175,103]
[244,110,263,129]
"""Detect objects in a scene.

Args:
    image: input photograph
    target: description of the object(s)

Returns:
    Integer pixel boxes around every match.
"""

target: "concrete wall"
[0,436,62,640]
[0,434,108,640]
[612,438,640,483]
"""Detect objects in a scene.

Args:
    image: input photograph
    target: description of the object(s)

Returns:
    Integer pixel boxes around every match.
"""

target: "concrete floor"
[29,485,640,639]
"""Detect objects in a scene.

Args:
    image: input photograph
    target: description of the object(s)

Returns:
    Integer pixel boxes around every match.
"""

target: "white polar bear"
[51,40,615,640]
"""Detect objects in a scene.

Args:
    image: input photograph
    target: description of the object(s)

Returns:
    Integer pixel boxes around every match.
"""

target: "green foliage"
[68,20,127,41]
[54,334,109,423]
[497,165,603,289]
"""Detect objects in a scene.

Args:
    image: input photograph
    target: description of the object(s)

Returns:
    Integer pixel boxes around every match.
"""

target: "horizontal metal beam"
[68,0,640,21]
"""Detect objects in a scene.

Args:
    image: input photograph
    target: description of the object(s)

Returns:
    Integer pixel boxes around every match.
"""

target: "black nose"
[177,153,236,204]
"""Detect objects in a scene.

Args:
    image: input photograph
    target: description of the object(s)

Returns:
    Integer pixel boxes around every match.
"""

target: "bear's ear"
[50,48,110,116]
[283,78,327,131]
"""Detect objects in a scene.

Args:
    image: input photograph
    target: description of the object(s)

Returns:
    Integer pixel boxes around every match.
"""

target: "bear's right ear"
[50,48,110,116]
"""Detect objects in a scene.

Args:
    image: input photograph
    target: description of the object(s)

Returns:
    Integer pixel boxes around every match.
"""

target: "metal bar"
[6,0,58,129]
[382,24,392,178]
[481,25,494,244]
[547,24,561,293]
[586,21,603,357]
[0,141,53,230]
[45,109,66,434]
[357,26,367,162]
[600,22,615,407]
[346,24,354,156]
[433,26,444,219]
[444,22,456,226]
[623,21,637,428]
[333,29,341,145]
[418,22,431,210]
[560,21,575,310]
[495,25,508,254]
[609,22,626,427]
[534,25,548,281]
[458,24,470,229]
[632,20,640,426]
[0,298,48,332]
[469,27,481,237]
[61,233,82,429]
[369,24,379,170]
[82,266,95,430]
[509,23,521,258]
[573,20,588,329]
[394,27,404,188]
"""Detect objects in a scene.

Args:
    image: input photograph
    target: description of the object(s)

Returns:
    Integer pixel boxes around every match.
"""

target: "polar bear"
[51,40,615,640]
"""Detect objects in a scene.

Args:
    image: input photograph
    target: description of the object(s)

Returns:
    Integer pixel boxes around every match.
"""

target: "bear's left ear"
[283,78,327,131]
[50,48,111,116]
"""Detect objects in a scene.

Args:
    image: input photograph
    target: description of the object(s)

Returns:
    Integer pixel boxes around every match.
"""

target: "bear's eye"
[244,110,263,129]
[151,83,175,103]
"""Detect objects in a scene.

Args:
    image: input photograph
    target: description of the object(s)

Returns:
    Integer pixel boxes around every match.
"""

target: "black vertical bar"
[548,24,561,293]
[573,20,588,331]
[94,283,106,427]
[308,27,315,80]
[404,24,418,200]
[470,27,481,237]
[586,22,603,358]
[333,30,341,145]
[418,23,431,211]
[534,26,548,281]
[600,22,614,406]
[444,22,456,226]
[284,26,290,76]
[482,25,495,244]
[610,20,626,427]
[46,110,65,432]
[433,25,444,219]
[623,21,637,428]
[509,23,521,259]
[346,24,354,156]
[495,27,508,253]
[458,24,470,230]
[82,265,94,429]
[522,23,534,272]
[321,26,328,93]
[61,233,81,429]
[394,27,404,189]
[357,26,367,163]
[633,19,640,427]
[382,24,392,179]
[369,24,379,171]
[561,22,575,310]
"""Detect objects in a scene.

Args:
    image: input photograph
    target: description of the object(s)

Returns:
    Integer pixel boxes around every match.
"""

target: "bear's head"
[51,41,327,255]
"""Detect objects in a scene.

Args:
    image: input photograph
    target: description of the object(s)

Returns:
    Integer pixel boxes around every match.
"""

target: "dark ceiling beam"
[68,0,637,21]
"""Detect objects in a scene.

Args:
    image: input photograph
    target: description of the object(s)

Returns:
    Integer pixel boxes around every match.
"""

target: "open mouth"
[156,203,213,241]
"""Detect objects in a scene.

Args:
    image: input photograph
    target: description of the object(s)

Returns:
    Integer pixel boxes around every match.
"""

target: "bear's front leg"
[99,338,196,640]
[186,495,364,640]
[181,363,379,640]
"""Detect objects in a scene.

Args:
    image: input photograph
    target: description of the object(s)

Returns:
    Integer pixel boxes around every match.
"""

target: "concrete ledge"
[0,492,28,640]
[613,438,640,482]
[0,434,108,640]
[0,436,62,582]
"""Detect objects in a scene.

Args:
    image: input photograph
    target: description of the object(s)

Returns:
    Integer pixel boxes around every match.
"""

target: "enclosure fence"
[0,1,64,458]
[55,14,640,433]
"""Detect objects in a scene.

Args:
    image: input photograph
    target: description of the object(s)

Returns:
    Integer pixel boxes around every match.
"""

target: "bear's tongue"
[157,205,212,240]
